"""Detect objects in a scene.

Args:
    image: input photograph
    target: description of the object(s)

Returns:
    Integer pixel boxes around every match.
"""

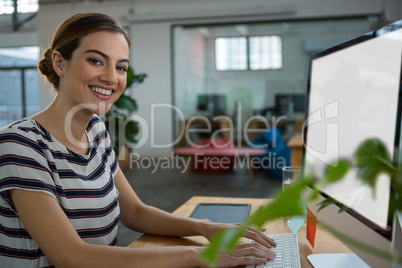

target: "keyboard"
[246,233,301,268]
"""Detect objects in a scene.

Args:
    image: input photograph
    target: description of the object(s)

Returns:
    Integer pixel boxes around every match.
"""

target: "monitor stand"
[307,253,370,268]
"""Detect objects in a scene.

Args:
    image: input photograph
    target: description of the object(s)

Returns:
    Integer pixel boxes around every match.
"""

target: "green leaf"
[248,177,310,228]
[200,176,311,267]
[126,132,138,145]
[199,227,245,268]
[114,145,120,156]
[354,138,396,188]
[105,109,120,118]
[113,95,138,113]
[126,67,135,88]
[388,186,402,222]
[317,197,337,213]
[324,160,350,183]
[306,187,320,203]
[103,66,146,153]
[125,120,139,134]
[131,73,147,88]
[317,197,349,213]
[338,204,349,213]
[126,67,147,88]
[393,170,402,197]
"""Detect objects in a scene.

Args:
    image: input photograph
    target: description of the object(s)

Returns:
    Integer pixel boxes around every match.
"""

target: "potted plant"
[200,138,402,267]
[103,67,147,159]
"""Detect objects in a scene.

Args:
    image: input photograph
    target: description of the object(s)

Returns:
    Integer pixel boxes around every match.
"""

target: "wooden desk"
[287,133,303,167]
[128,196,352,267]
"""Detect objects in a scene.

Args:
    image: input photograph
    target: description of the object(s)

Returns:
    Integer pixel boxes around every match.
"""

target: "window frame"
[0,66,38,126]
[0,0,39,15]
[213,34,283,72]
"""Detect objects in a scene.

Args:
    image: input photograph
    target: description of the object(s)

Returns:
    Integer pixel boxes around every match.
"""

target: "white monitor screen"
[304,25,402,229]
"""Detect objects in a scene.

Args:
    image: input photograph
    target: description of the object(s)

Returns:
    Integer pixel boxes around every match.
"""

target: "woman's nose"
[100,66,118,85]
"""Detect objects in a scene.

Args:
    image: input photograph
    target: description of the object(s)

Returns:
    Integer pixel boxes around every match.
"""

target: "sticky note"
[288,206,307,234]
[306,208,317,248]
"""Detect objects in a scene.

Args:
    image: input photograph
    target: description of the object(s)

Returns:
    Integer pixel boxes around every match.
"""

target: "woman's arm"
[9,183,272,267]
[115,168,276,248]
[9,189,203,267]
[115,167,211,237]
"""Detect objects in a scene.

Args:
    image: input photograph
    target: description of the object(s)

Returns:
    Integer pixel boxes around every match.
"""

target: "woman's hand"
[196,241,275,268]
[201,221,276,249]
[197,221,277,267]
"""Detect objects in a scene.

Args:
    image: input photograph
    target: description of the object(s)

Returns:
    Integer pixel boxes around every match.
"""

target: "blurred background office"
[1,0,401,246]
[0,0,401,157]
[2,0,402,170]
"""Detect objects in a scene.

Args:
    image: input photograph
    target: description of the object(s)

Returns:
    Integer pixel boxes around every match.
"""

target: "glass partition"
[172,17,374,146]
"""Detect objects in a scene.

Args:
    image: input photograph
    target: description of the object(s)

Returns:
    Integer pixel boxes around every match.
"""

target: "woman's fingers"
[235,242,275,259]
[242,228,276,248]
[231,223,276,248]
[215,255,268,268]
[214,242,275,268]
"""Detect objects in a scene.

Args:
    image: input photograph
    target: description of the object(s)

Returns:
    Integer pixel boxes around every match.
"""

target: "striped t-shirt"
[0,115,120,267]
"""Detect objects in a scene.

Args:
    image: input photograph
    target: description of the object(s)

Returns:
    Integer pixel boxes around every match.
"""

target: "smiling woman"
[0,12,276,268]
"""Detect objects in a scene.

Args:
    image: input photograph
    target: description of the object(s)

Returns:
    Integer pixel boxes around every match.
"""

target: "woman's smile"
[89,85,115,100]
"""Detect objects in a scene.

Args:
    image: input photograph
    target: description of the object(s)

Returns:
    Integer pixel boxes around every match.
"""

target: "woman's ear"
[52,50,65,77]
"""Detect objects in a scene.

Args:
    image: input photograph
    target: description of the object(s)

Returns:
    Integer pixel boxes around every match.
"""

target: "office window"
[215,37,247,71]
[249,36,282,70]
[0,46,40,126]
[214,35,282,71]
[0,0,38,15]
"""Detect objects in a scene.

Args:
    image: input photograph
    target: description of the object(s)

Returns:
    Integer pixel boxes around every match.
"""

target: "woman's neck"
[31,95,94,155]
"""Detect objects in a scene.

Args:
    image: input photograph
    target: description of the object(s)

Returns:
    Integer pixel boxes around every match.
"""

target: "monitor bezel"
[301,20,402,240]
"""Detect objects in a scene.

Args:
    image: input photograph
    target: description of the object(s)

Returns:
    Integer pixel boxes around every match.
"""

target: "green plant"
[104,67,147,155]
[200,138,402,267]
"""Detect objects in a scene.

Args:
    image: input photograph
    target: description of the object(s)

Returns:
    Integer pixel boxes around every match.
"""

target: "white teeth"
[91,87,112,96]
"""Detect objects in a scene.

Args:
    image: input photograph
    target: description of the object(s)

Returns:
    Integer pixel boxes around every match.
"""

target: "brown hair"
[37,12,131,90]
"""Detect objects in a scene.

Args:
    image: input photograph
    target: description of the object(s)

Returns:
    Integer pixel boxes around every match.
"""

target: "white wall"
[130,23,173,156]
[0,32,37,48]
[31,0,401,156]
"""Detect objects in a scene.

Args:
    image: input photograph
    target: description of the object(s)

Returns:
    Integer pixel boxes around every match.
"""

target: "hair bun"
[43,48,52,61]
[37,48,52,75]
[37,48,59,88]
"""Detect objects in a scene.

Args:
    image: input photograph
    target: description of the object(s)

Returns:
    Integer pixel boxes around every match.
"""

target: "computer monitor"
[197,94,227,117]
[275,94,306,118]
[293,94,306,112]
[302,20,402,267]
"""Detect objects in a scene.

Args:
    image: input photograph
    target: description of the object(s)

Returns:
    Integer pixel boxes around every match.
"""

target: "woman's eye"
[117,66,128,72]
[88,58,103,65]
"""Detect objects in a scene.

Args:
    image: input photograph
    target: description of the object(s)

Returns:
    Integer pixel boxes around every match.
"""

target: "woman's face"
[56,31,130,115]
